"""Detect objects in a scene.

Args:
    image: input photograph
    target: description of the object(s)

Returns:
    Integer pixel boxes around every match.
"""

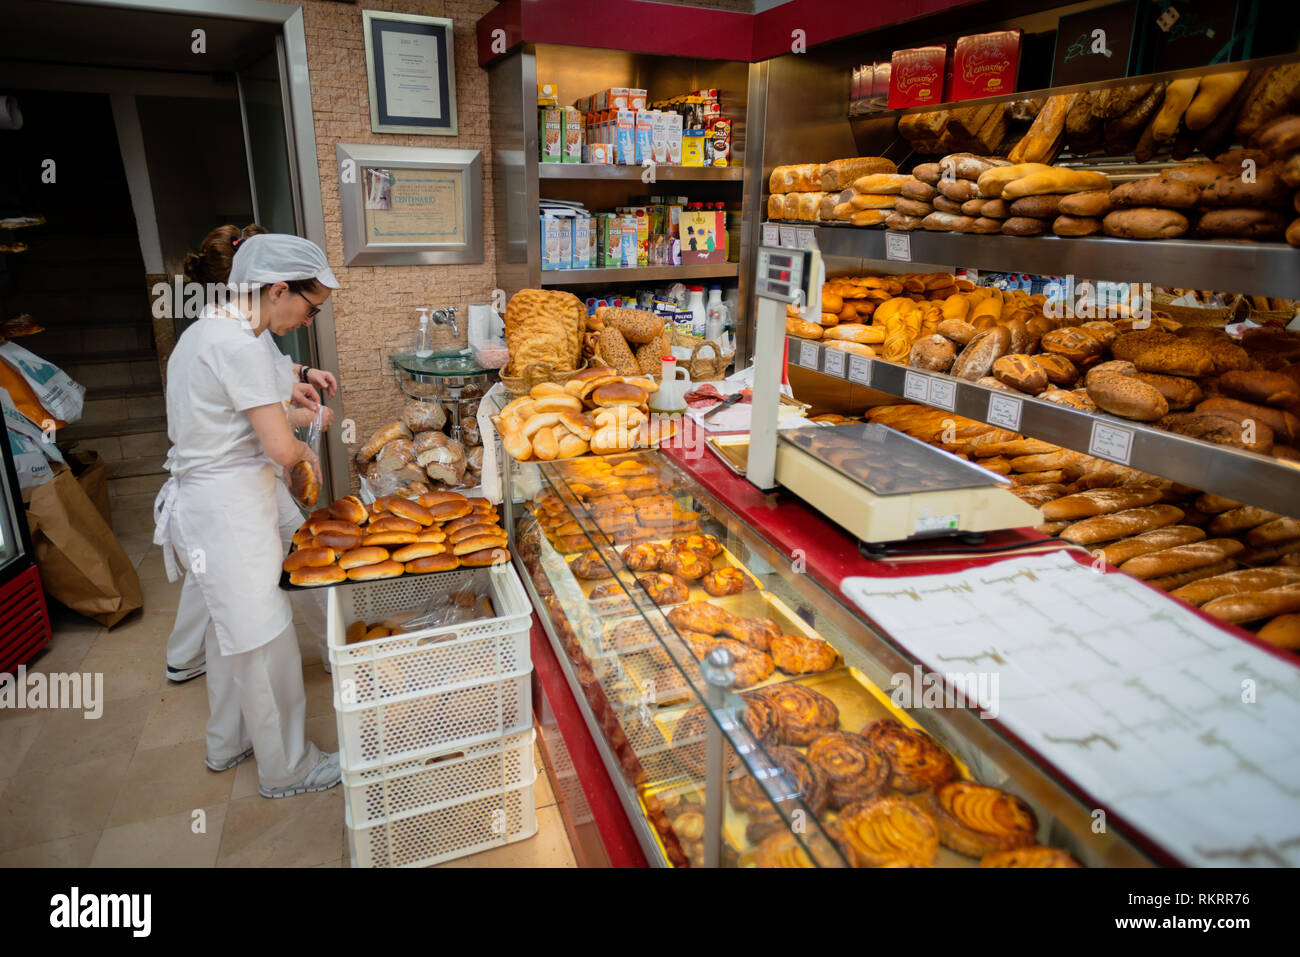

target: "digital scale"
[738,244,1041,551]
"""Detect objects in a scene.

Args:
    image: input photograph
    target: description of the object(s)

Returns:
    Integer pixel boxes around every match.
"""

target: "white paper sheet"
[842,551,1300,867]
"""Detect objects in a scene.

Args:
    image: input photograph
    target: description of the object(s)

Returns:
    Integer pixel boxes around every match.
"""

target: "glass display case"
[500,437,1154,868]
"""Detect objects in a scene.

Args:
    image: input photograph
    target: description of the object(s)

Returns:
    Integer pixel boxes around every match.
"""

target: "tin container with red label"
[950,30,1022,100]
[888,45,947,109]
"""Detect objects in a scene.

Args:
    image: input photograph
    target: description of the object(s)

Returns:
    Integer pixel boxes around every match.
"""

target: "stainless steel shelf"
[541,263,740,285]
[539,164,743,182]
[787,336,1300,520]
[797,224,1300,301]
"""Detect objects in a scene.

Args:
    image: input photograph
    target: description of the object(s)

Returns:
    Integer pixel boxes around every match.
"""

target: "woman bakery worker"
[153,233,340,797]
[162,224,337,684]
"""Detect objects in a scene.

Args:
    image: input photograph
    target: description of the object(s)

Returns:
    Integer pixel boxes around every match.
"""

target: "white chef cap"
[228,233,339,290]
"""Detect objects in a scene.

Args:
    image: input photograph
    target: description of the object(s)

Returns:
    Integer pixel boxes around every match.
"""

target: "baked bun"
[533,394,584,414]
[443,515,487,536]
[337,546,391,569]
[391,542,448,562]
[428,500,473,523]
[564,367,620,398]
[448,522,502,544]
[591,382,649,407]
[289,564,346,587]
[417,490,470,509]
[453,533,510,556]
[387,498,434,526]
[288,459,319,507]
[405,553,461,574]
[327,496,367,524]
[345,559,405,581]
[457,547,510,567]
[314,527,362,551]
[291,529,316,550]
[366,516,421,535]
[309,518,361,537]
[362,531,419,547]
[558,411,596,441]
[283,546,336,572]
[416,528,449,543]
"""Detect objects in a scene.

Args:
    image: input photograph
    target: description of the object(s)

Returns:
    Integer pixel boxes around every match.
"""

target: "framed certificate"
[337,143,482,266]
[362,10,458,136]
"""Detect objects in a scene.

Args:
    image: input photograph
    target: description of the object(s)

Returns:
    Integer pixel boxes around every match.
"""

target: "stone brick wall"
[288,0,499,486]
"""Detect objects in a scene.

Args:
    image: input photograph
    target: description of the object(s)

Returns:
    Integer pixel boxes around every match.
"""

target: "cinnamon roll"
[806,732,891,808]
[729,745,829,821]
[927,781,1038,857]
[980,846,1082,868]
[838,797,940,867]
[739,689,781,747]
[672,705,739,779]
[769,633,838,674]
[751,683,839,745]
[861,719,958,793]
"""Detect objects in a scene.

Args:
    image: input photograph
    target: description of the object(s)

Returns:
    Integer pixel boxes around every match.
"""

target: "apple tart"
[838,797,940,867]
[980,846,1082,868]
[927,781,1039,857]
[754,831,817,868]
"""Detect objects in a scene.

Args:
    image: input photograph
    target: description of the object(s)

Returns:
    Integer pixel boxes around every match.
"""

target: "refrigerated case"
[500,433,1152,867]
[0,432,51,672]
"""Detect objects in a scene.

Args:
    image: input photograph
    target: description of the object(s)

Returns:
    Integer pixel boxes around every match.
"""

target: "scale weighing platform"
[739,244,1041,550]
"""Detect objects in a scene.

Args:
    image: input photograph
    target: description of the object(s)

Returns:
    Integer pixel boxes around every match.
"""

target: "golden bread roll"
[532,426,559,461]
[417,490,469,509]
[822,323,885,344]
[1258,613,1300,650]
[327,496,367,525]
[291,529,316,550]
[337,546,391,569]
[416,528,448,543]
[366,516,421,535]
[405,553,461,574]
[591,381,649,407]
[346,560,405,581]
[289,564,347,587]
[362,531,419,547]
[391,542,448,562]
[448,523,503,544]
[458,546,511,567]
[314,527,362,551]
[283,546,336,572]
[428,500,473,522]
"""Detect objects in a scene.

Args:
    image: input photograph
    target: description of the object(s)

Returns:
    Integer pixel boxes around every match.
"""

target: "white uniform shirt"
[165,304,288,478]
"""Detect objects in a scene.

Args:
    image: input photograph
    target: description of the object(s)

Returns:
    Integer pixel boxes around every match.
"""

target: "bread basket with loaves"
[1150,292,1246,328]
[500,288,588,395]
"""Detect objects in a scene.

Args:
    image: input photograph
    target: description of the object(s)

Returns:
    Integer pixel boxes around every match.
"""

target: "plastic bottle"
[415,308,432,358]
[706,286,727,343]
[687,286,707,337]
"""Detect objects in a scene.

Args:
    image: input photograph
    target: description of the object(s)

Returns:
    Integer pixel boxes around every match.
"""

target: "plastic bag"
[378,583,495,635]
[286,404,324,508]
[1,385,63,490]
[0,341,85,424]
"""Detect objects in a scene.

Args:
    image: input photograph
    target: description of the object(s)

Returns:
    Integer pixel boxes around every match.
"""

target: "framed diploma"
[336,143,483,266]
[362,10,458,136]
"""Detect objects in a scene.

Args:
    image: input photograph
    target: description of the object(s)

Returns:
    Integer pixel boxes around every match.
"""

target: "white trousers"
[204,619,322,788]
[165,481,326,670]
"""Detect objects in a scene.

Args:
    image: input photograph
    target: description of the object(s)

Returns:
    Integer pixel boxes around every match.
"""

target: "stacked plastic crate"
[327,564,537,867]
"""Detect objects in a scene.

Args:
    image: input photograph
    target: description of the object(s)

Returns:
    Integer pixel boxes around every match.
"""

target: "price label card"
[903,371,930,402]
[885,232,912,262]
[761,223,779,246]
[1089,420,1135,464]
[927,377,957,411]
[987,393,1023,431]
[824,348,846,377]
[796,227,817,251]
[848,356,872,386]
[778,226,798,247]
[799,341,819,370]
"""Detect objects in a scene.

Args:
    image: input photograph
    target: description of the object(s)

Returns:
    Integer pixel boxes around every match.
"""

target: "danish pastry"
[927,782,1038,857]
[571,549,615,579]
[589,581,627,600]
[750,683,839,745]
[621,543,661,572]
[769,633,838,674]
[980,846,1082,868]
[731,746,829,842]
[670,533,723,558]
[726,616,781,653]
[754,831,816,868]
[638,572,691,605]
[680,634,775,688]
[739,689,782,747]
[701,567,753,597]
[633,494,674,526]
[806,732,891,808]
[861,719,957,793]
[838,797,940,867]
[659,548,712,580]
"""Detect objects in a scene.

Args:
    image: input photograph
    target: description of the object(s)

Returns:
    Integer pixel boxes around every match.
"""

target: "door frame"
[52,0,347,501]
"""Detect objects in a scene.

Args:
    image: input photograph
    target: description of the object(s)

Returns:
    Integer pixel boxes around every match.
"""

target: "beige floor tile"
[18,694,153,776]
[136,680,211,751]
[434,804,576,868]
[217,787,344,867]
[303,662,335,719]
[230,756,259,801]
[106,738,235,828]
[0,831,101,867]
[47,606,105,640]
[312,857,345,867]
[0,715,42,778]
[92,803,228,867]
[134,549,170,584]
[306,713,338,753]
[23,632,97,678]
[0,753,131,852]
[79,646,167,702]
[89,607,173,658]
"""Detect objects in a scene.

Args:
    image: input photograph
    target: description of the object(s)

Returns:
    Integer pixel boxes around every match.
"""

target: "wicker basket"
[1246,304,1298,327]
[499,359,589,397]
[670,330,734,381]
[1150,294,1245,329]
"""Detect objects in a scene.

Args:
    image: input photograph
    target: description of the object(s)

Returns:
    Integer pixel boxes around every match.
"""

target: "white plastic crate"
[343,728,536,827]
[335,668,532,771]
[327,566,531,706]
[346,775,538,867]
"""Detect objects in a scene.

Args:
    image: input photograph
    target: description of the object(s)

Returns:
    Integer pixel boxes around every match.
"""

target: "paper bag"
[66,449,111,525]
[23,464,142,628]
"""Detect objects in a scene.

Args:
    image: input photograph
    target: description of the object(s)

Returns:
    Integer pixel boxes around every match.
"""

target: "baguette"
[1171,566,1300,606]
[1195,397,1300,444]
[1201,582,1300,624]
[1001,168,1111,199]
[1040,486,1163,521]
[819,157,897,190]
[1060,505,1185,546]
[1147,560,1239,592]
[976,163,1054,199]
[1151,77,1199,142]
[1104,83,1165,155]
[1012,93,1076,164]
[1119,539,1245,580]
[1185,70,1250,130]
[1234,63,1300,143]
[1258,613,1300,649]
[1246,517,1300,548]
[851,173,911,195]
[1100,525,1206,566]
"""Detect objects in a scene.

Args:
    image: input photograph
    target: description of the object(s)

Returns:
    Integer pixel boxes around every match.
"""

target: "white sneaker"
[259,751,341,799]
[205,744,254,772]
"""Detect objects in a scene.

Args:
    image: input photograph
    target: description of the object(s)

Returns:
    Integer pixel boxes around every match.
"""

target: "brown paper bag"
[23,464,143,628]
[66,449,111,525]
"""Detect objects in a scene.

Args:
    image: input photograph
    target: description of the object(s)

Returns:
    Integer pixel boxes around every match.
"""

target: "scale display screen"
[755,246,807,303]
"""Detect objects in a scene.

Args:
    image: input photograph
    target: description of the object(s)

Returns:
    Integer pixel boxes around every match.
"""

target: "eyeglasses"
[294,289,323,320]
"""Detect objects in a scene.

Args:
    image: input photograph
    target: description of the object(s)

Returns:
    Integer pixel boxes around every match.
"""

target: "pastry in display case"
[501,430,1153,868]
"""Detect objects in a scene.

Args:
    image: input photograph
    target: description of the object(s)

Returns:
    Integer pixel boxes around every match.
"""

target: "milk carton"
[561,108,583,163]
[614,109,637,165]
[635,111,654,166]
[571,215,591,269]
[651,111,670,165]
[666,112,683,165]
[620,214,638,267]
[540,213,571,270]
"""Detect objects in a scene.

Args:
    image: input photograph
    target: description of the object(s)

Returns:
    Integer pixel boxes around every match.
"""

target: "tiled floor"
[0,480,576,868]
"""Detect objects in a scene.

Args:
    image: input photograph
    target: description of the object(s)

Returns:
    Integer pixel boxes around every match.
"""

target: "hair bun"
[181,251,202,284]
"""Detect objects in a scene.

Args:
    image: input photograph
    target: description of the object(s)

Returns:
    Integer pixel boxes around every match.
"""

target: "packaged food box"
[635,111,654,166]
[537,83,559,107]
[584,142,613,164]
[682,129,706,167]
[709,118,731,167]
[562,107,583,163]
[620,215,638,268]
[679,209,724,264]
[615,109,637,165]
[629,88,647,110]
[651,111,670,165]
[540,213,571,270]
[950,30,1021,99]
[539,108,562,162]
[889,45,948,109]
[571,215,591,269]
[597,213,621,267]
[667,113,683,165]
